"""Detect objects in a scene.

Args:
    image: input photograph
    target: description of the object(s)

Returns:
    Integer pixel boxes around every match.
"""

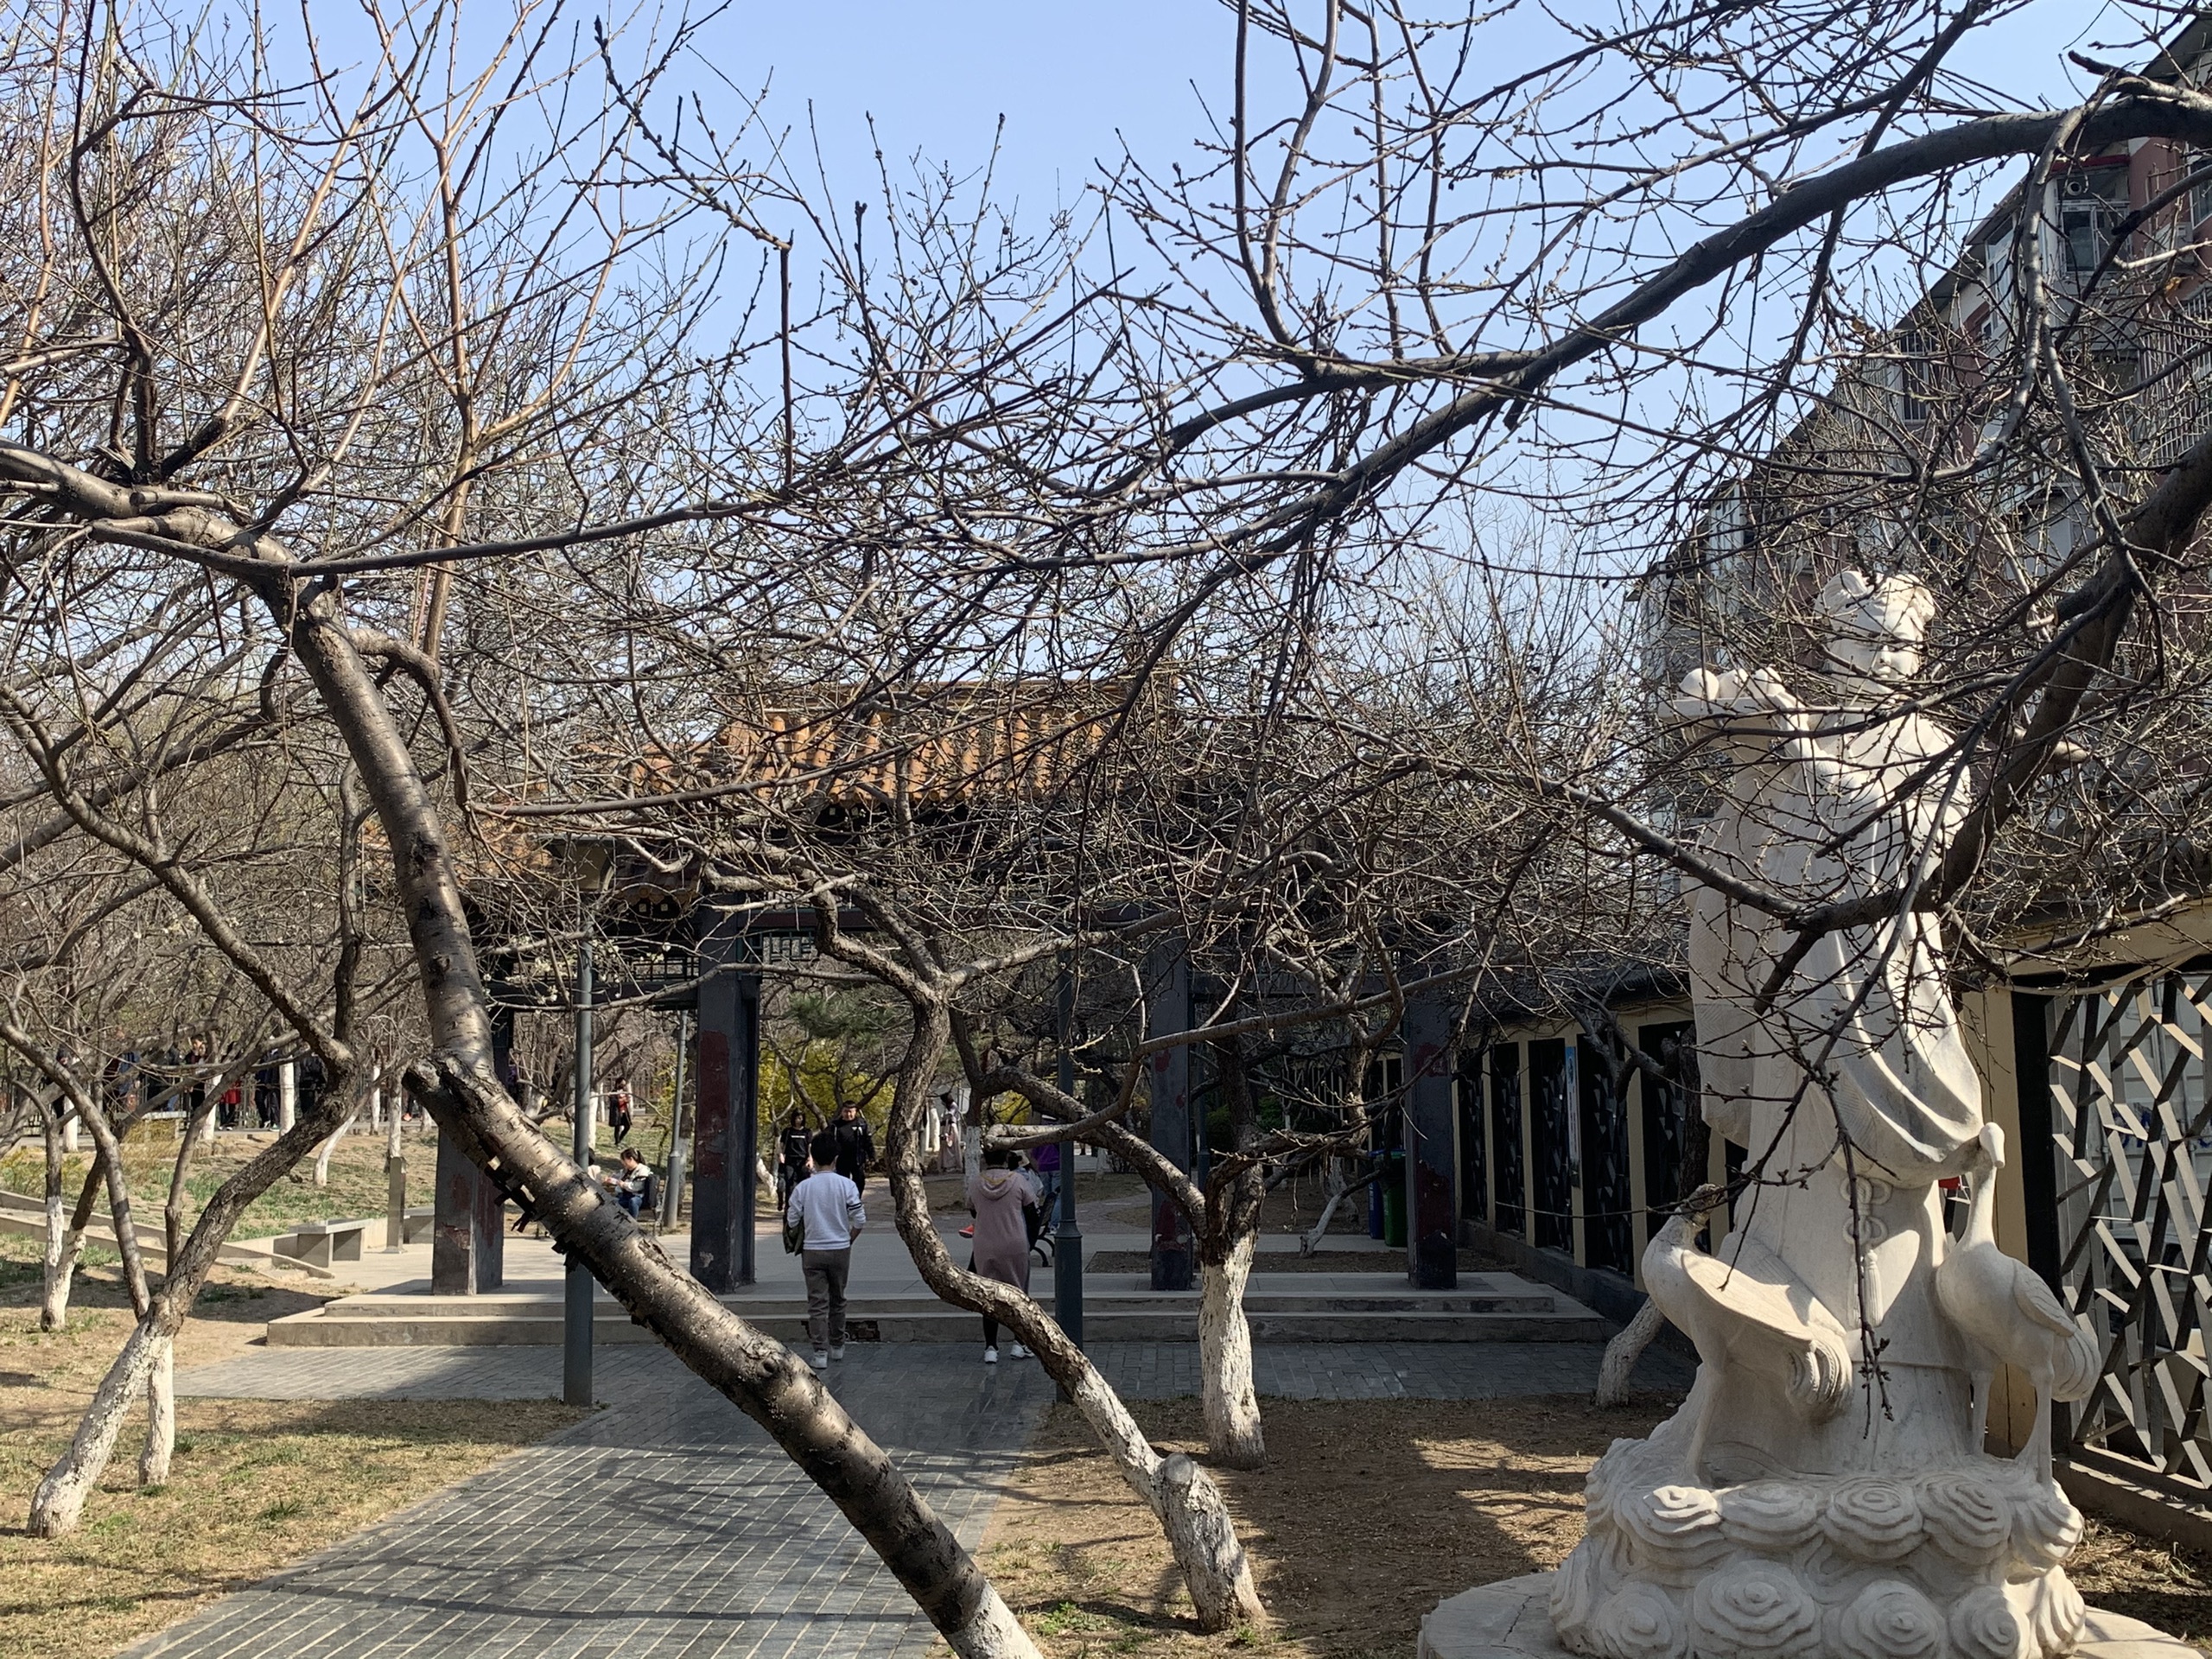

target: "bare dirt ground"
[0,1232,579,1659]
[961,1394,2212,1658]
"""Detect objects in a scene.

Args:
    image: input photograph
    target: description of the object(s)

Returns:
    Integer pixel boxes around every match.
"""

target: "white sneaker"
[809,1351,829,1371]
[829,1345,846,1363]
[1009,1342,1031,1359]
[983,1345,999,1364]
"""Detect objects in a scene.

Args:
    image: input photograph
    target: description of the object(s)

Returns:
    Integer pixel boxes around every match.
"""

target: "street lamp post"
[1054,967,1083,1352]
[564,940,594,1408]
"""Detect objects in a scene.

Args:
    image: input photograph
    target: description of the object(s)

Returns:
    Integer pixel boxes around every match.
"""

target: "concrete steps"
[0,1189,334,1278]
[263,1274,1610,1347]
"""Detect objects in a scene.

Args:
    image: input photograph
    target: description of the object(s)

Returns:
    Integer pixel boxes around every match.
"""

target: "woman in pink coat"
[968,1147,1040,1363]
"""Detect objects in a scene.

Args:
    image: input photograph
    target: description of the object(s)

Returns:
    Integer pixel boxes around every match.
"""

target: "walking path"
[134,1339,1691,1659]
[128,1348,1056,1659]
[175,1337,1690,1403]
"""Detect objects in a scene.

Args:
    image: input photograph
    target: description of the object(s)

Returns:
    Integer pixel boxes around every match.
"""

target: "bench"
[401,1206,435,1244]
[274,1219,372,1268]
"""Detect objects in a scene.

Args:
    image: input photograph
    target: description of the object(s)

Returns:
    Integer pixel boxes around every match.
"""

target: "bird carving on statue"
[1932,1122,2099,1478]
[1643,1184,1854,1484]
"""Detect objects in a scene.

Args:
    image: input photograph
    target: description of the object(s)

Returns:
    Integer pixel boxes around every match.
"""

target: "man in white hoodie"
[786,1128,866,1369]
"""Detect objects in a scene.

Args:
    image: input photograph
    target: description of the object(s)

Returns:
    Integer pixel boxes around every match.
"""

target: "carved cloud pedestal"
[1421,1573,2192,1659]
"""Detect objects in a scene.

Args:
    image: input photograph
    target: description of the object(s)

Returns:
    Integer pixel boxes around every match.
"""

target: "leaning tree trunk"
[267,583,1038,1659]
[1198,1234,1265,1469]
[32,1318,164,1530]
[878,1009,1265,1632]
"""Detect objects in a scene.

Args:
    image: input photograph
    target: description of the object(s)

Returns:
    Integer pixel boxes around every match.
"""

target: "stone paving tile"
[130,1350,1053,1659]
[175,1336,1692,1405]
[144,1339,1690,1659]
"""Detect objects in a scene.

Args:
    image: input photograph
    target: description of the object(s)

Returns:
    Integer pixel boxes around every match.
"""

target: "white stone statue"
[1548,572,2102,1659]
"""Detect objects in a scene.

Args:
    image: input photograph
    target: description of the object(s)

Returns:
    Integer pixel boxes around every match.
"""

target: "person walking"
[609,1079,633,1143]
[777,1110,811,1206]
[968,1146,1041,1363]
[830,1101,875,1195]
[787,1128,865,1370]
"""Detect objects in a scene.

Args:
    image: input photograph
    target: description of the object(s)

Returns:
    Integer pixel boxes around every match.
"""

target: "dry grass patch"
[0,1233,580,1659]
[2069,1516,2212,1648]
[0,1132,437,1243]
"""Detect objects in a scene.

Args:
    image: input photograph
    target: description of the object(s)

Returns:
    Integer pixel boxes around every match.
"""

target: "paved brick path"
[173,1338,1691,1403]
[136,1340,1690,1658]
[130,1350,1055,1659]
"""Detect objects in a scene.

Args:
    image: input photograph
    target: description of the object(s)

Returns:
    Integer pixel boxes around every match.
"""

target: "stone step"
[264,1305,1609,1347]
[0,1191,330,1276]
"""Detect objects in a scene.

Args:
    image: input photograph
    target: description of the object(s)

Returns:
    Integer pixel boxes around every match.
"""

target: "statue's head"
[1815,569,1934,694]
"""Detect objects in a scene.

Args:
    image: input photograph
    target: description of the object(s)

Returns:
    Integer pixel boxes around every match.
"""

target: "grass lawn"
[0,1131,438,1242]
[964,1394,2212,1658]
[0,1231,581,1659]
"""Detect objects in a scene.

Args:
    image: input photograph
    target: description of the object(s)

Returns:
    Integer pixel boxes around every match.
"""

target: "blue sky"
[675,0,2137,225]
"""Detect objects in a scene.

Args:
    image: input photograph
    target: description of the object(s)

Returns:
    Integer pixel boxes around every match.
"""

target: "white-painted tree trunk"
[138,1334,174,1486]
[1595,1297,1666,1407]
[29,1317,162,1534]
[41,1192,78,1330]
[61,1115,79,1153]
[943,1586,1038,1658]
[278,1061,296,1132]
[1065,1362,1264,1630]
[41,1109,74,1331]
[313,1110,354,1185]
[1199,1235,1265,1468]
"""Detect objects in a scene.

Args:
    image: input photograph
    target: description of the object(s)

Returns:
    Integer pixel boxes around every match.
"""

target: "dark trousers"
[802,1247,851,1351]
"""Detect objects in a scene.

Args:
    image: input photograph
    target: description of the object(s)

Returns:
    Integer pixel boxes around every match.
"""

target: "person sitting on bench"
[604,1147,654,1217]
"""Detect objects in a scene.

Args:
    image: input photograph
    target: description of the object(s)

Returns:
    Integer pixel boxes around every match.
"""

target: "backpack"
[639,1171,658,1211]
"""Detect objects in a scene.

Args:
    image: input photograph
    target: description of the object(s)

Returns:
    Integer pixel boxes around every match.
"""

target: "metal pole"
[661,1009,690,1230]
[565,942,594,1408]
[1054,964,1084,1353]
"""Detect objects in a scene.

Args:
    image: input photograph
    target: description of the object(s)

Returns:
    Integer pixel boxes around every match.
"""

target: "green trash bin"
[1381,1149,1408,1248]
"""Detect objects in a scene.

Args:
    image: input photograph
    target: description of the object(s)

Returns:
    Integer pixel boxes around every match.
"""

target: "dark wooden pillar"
[691,917,760,1292]
[432,1006,510,1293]
[1145,942,1194,1292]
[1402,995,1458,1288]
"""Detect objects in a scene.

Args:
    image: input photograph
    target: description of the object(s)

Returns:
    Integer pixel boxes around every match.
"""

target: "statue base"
[1419,1573,2196,1659]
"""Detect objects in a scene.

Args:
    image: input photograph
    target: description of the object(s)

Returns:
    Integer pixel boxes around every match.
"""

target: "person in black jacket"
[829,1102,876,1194]
[777,1111,812,1205]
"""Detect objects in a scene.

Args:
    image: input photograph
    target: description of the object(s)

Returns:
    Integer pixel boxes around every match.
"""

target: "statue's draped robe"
[1682,696,1981,1474]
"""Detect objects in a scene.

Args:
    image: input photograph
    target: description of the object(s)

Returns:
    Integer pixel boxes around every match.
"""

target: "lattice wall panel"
[2046,969,2212,1494]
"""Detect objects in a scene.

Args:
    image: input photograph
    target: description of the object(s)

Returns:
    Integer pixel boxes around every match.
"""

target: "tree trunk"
[1300,1157,1380,1255]
[1595,1297,1666,1408]
[29,1317,162,1535]
[27,1065,360,1535]
[314,1110,354,1185]
[138,1334,175,1486]
[879,1008,1264,1632]
[41,1160,106,1333]
[266,587,1035,1659]
[1198,1234,1265,1469]
[168,1084,217,1266]
[41,1109,77,1331]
